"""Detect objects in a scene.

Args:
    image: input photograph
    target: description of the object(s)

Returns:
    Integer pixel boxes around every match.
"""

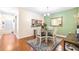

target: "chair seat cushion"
[41,32,46,36]
[48,32,52,36]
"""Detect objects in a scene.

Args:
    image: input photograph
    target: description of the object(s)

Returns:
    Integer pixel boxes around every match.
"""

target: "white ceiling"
[25,7,74,15]
[0,7,18,15]
[0,7,74,16]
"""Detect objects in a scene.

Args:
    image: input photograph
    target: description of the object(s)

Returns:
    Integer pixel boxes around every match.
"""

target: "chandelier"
[44,7,50,16]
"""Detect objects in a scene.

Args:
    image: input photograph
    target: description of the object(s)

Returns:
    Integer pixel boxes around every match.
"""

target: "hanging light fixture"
[77,8,79,19]
[44,7,50,16]
[74,7,79,25]
[77,8,79,25]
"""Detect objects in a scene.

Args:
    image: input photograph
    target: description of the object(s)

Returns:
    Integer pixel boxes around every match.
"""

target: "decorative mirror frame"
[50,17,63,27]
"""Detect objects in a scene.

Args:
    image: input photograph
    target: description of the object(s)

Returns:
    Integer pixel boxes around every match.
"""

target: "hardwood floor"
[0,35,64,51]
[19,36,34,41]
[0,36,34,51]
[15,39,34,51]
[20,36,65,51]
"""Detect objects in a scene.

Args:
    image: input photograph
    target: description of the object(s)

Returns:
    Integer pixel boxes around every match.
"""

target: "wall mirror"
[50,17,63,27]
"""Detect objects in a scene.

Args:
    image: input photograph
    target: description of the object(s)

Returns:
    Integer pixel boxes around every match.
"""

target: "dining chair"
[35,28,46,46]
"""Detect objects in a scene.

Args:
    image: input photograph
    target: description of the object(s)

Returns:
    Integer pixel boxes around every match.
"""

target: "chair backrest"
[1,33,17,51]
[35,27,41,36]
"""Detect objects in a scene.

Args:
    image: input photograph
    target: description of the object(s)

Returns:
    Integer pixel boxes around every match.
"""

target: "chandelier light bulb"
[44,13,46,16]
[43,7,50,16]
[47,13,50,16]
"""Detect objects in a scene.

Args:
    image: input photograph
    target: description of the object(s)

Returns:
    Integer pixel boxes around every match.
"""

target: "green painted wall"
[44,8,78,35]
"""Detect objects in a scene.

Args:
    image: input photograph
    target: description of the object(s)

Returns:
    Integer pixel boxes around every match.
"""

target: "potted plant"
[42,23,47,30]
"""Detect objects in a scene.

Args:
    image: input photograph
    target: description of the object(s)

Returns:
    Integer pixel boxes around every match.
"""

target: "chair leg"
[39,37,41,47]
[35,37,39,44]
[35,37,38,44]
[53,39,56,45]
[45,37,48,44]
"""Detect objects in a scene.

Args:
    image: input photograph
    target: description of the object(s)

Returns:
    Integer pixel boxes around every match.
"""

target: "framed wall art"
[32,19,42,27]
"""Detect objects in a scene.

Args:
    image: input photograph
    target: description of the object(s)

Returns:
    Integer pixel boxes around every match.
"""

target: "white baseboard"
[56,34,67,38]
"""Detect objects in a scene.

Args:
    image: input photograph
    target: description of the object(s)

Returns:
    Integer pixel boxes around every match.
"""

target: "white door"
[0,13,16,34]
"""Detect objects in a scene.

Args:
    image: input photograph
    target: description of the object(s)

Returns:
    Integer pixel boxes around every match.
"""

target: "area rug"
[27,39,53,51]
